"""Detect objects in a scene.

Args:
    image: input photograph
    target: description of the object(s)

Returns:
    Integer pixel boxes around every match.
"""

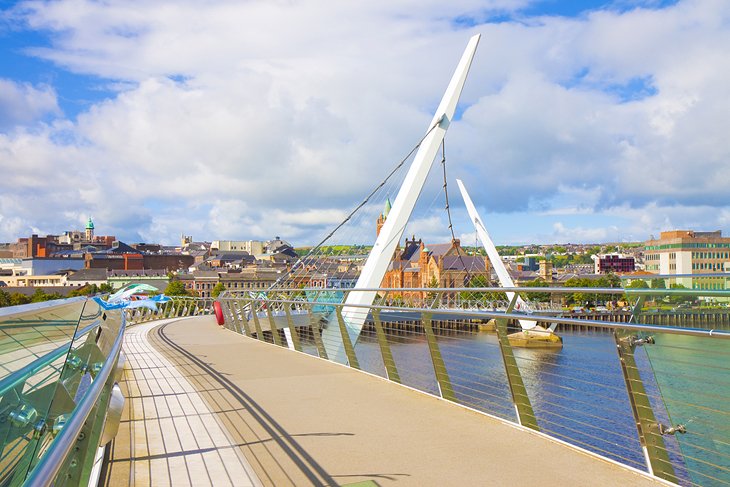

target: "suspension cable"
[270,122,441,290]
[440,139,472,284]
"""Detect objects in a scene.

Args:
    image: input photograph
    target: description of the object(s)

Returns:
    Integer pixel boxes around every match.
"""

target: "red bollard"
[213,301,225,326]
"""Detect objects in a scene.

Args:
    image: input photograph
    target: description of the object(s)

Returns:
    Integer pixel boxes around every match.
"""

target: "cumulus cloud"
[0,0,728,245]
[0,79,59,130]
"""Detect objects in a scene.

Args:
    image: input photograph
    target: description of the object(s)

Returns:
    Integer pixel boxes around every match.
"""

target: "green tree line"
[0,283,115,308]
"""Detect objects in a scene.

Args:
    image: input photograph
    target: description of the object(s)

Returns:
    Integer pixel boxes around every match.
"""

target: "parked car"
[594,306,609,313]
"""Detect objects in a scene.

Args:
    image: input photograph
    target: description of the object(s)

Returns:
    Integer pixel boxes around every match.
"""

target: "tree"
[0,289,10,308]
[668,283,692,305]
[603,273,622,288]
[165,281,189,296]
[211,282,226,298]
[624,279,648,305]
[99,283,114,293]
[650,278,666,289]
[30,288,48,303]
[69,285,96,297]
[426,275,439,301]
[10,293,31,306]
[522,278,550,302]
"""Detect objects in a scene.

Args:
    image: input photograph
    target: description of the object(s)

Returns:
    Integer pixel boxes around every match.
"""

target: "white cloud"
[0,79,59,129]
[0,0,729,245]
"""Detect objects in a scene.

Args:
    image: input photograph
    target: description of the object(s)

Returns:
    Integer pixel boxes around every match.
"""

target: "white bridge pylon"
[456,179,557,334]
[321,34,481,365]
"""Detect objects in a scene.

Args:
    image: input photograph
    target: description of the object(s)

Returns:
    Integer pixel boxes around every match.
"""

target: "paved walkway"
[101,319,260,487]
[105,316,665,486]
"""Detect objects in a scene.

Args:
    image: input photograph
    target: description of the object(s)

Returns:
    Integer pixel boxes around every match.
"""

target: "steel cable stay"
[439,138,473,286]
[270,123,440,291]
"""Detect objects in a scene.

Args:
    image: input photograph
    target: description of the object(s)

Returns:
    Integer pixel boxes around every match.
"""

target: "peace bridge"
[3,33,730,487]
[1,281,729,486]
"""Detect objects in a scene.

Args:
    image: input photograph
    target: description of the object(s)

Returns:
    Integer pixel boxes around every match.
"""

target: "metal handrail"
[223,285,730,298]
[23,319,126,487]
[223,295,730,340]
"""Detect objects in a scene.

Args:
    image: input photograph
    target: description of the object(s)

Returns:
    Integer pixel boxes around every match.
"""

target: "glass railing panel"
[0,298,87,485]
[643,329,730,486]
[0,299,86,384]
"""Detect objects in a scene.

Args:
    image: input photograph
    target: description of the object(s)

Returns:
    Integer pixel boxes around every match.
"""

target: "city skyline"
[1,0,729,246]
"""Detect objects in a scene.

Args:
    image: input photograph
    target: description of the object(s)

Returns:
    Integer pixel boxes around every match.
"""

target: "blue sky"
[0,0,729,247]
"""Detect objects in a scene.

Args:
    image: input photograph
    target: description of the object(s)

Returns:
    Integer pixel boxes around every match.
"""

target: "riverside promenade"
[103,316,666,486]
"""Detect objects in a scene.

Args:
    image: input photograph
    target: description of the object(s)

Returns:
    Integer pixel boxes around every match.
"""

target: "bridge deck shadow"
[104,316,664,487]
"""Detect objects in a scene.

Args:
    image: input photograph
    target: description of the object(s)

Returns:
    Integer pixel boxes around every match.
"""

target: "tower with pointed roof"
[85,217,95,242]
[376,198,392,237]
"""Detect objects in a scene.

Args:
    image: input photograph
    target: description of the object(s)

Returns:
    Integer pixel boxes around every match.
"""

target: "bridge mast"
[322,34,481,364]
[456,178,561,344]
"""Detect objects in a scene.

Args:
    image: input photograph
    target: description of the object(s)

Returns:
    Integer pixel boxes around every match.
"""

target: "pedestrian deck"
[103,316,665,486]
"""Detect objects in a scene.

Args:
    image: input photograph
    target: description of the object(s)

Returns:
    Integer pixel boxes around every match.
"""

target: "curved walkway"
[105,316,666,486]
[101,318,260,487]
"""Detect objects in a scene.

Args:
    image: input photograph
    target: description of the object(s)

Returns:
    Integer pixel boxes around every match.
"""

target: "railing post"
[238,299,253,336]
[307,304,328,360]
[266,306,284,347]
[614,295,677,482]
[495,293,539,430]
[250,299,266,342]
[614,329,676,482]
[335,306,359,369]
[227,300,243,334]
[283,305,302,352]
[372,309,400,383]
[219,300,234,330]
[422,311,456,402]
